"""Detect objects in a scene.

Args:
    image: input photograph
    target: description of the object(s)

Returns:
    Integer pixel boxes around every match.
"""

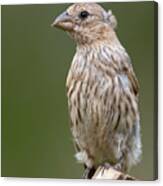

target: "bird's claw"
[82,167,96,179]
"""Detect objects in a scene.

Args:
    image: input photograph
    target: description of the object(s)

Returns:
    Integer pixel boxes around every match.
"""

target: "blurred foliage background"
[1,2,157,180]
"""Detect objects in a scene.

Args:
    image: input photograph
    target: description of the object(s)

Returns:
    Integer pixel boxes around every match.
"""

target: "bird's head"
[51,3,117,45]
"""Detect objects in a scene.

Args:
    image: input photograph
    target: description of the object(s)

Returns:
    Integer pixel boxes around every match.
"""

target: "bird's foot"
[82,167,96,179]
[101,162,122,172]
[101,162,111,169]
[113,163,122,171]
[113,154,126,172]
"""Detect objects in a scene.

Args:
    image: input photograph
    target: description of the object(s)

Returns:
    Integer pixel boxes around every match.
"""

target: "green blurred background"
[1,2,157,180]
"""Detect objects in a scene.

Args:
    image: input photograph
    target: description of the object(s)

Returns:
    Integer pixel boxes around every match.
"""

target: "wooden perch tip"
[92,166,136,180]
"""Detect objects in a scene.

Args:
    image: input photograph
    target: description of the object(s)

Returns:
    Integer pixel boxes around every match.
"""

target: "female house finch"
[52,3,142,179]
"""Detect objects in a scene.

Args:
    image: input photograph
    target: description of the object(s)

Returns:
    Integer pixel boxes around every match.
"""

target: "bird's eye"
[79,11,89,19]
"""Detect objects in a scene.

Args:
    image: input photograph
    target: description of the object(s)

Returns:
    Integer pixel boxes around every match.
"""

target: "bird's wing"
[123,63,139,97]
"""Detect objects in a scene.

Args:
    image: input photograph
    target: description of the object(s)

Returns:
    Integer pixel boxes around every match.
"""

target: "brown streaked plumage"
[52,3,142,179]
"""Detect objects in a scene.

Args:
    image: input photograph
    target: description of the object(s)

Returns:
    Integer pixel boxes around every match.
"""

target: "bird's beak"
[51,11,74,31]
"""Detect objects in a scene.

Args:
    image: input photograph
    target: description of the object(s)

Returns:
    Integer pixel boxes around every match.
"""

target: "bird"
[51,3,142,179]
